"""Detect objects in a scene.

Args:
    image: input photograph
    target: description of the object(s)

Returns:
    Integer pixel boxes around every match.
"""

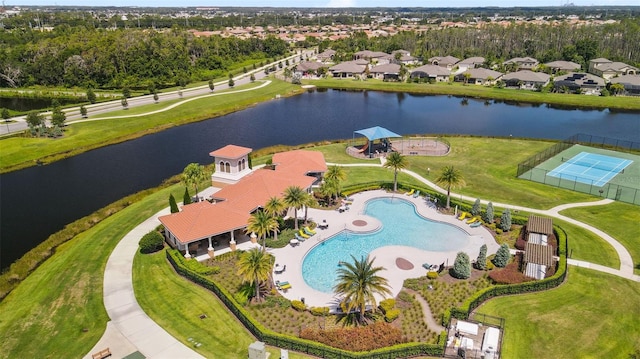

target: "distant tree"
[50,102,66,127]
[435,166,466,209]
[451,252,471,279]
[463,72,471,85]
[208,80,215,92]
[86,88,97,104]
[183,187,192,205]
[25,111,44,131]
[471,198,481,216]
[1,107,10,120]
[610,83,625,96]
[476,244,487,270]
[383,152,407,193]
[243,66,247,73]
[291,73,302,84]
[79,105,88,118]
[283,185,306,230]
[250,73,256,82]
[121,97,128,109]
[153,92,159,103]
[122,86,131,98]
[493,244,510,268]
[278,61,283,69]
[500,208,512,231]
[182,163,207,202]
[484,202,494,223]
[228,77,235,87]
[263,196,285,242]
[246,209,278,251]
[169,193,179,213]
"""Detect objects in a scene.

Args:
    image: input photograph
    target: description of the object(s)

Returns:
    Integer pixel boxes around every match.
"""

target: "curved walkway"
[87,160,638,357]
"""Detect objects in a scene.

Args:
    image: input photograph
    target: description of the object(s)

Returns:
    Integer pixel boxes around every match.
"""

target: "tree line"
[0,27,289,89]
[322,19,640,68]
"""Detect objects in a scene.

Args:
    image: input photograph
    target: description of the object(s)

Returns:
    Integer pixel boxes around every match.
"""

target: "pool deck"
[270,189,500,308]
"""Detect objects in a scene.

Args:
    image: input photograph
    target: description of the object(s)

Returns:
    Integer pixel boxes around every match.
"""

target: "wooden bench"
[92,348,111,359]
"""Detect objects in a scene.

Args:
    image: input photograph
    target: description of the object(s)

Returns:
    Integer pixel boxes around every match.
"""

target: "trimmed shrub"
[291,300,306,311]
[500,208,512,231]
[483,202,494,223]
[300,321,404,352]
[169,193,179,213]
[183,187,191,205]
[379,298,396,314]
[139,231,164,253]
[493,243,511,268]
[384,308,400,322]
[471,198,481,216]
[310,307,330,316]
[427,271,439,279]
[234,292,249,306]
[476,244,487,270]
[451,252,471,279]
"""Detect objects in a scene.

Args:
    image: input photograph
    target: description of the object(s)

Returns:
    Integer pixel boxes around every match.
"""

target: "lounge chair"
[405,189,415,196]
[294,233,306,242]
[276,281,291,290]
[413,190,421,198]
[299,229,310,239]
[274,265,286,274]
[466,217,479,224]
[457,212,469,220]
[304,226,316,235]
[470,221,482,228]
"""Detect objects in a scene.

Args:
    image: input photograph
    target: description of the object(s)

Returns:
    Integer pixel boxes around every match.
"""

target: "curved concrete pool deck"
[270,189,500,308]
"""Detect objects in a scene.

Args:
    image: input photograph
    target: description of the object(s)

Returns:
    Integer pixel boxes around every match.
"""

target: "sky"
[5,0,639,8]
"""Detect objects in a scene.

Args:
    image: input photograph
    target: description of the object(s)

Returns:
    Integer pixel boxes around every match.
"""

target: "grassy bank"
[477,266,640,358]
[0,79,302,173]
[305,78,640,111]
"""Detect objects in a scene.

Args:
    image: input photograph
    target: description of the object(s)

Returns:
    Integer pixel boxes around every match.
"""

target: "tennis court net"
[561,157,625,173]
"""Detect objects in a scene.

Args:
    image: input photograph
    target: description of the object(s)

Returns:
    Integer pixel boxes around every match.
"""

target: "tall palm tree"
[383,152,407,193]
[263,196,285,242]
[333,255,392,326]
[324,165,347,203]
[236,248,272,302]
[301,191,317,224]
[283,186,306,230]
[435,165,466,209]
[246,210,278,251]
[182,163,208,202]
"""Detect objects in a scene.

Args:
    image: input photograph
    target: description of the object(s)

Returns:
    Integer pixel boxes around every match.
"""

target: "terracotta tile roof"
[159,149,326,244]
[209,145,252,159]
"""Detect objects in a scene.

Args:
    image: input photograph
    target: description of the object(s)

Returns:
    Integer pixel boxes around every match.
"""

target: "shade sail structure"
[354,126,402,141]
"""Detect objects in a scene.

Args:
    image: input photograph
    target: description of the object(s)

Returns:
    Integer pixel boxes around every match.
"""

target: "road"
[0,50,313,136]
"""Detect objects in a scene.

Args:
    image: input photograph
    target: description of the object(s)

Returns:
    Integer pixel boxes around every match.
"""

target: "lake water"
[1,89,638,269]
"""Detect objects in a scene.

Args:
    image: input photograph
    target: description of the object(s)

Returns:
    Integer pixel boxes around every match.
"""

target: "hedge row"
[448,225,568,322]
[166,249,444,358]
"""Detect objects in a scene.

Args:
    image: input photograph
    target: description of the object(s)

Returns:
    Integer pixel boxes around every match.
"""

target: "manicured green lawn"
[477,266,640,359]
[555,218,619,269]
[0,80,302,173]
[306,78,640,111]
[561,201,640,275]
[133,249,313,359]
[0,185,185,358]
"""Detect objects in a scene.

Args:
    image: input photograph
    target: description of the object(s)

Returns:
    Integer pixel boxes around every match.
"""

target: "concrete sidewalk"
[84,208,204,359]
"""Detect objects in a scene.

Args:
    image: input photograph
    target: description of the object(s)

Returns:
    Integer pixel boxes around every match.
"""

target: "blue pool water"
[301,197,470,293]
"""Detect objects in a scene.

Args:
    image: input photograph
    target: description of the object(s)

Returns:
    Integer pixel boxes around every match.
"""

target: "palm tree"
[237,248,272,302]
[324,165,347,203]
[435,165,466,209]
[182,163,208,202]
[263,196,285,242]
[301,191,316,224]
[383,152,407,192]
[333,255,392,326]
[283,186,306,230]
[246,210,278,251]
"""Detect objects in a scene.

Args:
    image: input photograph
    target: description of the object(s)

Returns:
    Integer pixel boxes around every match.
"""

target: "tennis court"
[547,152,633,187]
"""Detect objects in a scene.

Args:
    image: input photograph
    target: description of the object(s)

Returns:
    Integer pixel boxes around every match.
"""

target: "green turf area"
[0,185,185,358]
[556,218,620,269]
[0,79,302,173]
[477,266,640,359]
[305,78,640,111]
[561,201,640,275]
[133,249,313,359]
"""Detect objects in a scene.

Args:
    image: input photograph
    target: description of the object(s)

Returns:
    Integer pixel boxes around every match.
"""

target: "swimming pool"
[302,197,470,293]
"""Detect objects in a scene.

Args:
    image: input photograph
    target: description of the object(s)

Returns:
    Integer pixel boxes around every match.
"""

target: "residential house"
[159,147,327,258]
[610,75,640,96]
[454,68,503,85]
[553,72,605,95]
[329,60,367,78]
[369,63,401,81]
[588,58,638,80]
[428,55,460,70]
[501,70,550,90]
[316,49,336,63]
[391,50,419,65]
[294,61,326,78]
[410,64,451,82]
[456,57,486,72]
[503,57,539,70]
[544,60,581,73]
[353,50,391,65]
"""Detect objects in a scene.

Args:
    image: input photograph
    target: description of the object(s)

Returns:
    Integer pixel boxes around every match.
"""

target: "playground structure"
[347,137,450,159]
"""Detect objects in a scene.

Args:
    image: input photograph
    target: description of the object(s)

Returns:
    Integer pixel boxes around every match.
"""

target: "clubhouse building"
[159,145,327,258]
